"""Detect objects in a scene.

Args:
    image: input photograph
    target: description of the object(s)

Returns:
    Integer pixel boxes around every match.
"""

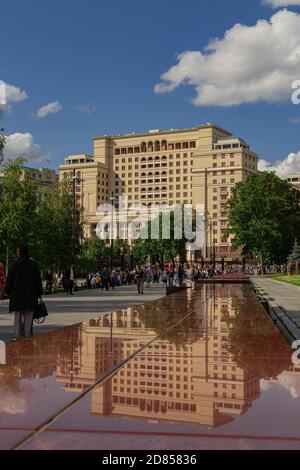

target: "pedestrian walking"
[4,245,43,342]
[135,265,144,295]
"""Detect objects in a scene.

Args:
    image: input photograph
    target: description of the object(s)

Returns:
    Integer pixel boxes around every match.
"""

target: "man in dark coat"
[4,245,43,342]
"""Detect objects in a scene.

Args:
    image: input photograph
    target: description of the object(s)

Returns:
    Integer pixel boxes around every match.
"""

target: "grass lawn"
[268,274,300,288]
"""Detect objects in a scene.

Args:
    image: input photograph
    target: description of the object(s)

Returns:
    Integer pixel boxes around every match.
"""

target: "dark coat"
[5,256,43,313]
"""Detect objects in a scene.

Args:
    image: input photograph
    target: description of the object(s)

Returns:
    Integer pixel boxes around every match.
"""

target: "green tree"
[0,128,5,164]
[132,211,187,267]
[33,182,83,274]
[226,172,300,270]
[288,239,300,263]
[0,157,38,271]
[79,235,110,273]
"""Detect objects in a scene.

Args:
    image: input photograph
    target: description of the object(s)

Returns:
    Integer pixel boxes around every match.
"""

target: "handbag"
[33,298,48,324]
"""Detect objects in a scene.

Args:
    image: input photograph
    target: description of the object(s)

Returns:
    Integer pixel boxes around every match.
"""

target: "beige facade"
[0,166,58,193]
[59,124,258,260]
[285,173,300,190]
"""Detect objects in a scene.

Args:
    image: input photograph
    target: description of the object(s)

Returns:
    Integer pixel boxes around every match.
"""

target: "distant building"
[285,173,300,190]
[0,166,58,194]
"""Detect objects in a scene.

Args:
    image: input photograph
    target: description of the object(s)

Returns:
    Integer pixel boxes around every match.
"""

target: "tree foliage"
[132,211,187,267]
[0,158,38,269]
[0,128,5,165]
[33,182,83,273]
[0,159,83,273]
[78,235,110,273]
[226,172,300,266]
[288,239,300,263]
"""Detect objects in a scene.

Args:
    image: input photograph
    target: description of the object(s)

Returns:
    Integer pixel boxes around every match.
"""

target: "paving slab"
[0,285,166,343]
[252,277,300,336]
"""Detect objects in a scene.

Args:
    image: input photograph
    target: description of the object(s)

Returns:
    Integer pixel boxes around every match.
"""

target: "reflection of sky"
[261,371,300,399]
[0,375,77,425]
[46,377,300,439]
[0,393,27,415]
[276,371,300,399]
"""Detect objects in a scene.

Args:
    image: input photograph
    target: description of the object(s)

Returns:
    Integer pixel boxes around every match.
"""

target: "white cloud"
[4,82,28,103]
[3,132,48,163]
[36,101,62,118]
[0,81,28,113]
[77,102,96,115]
[154,10,300,106]
[263,0,300,8]
[259,150,300,177]
[276,371,300,398]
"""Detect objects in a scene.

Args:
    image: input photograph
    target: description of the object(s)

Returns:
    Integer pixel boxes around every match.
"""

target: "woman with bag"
[4,245,43,342]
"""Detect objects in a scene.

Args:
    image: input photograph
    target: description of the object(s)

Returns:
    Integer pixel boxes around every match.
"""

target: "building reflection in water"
[0,284,293,432]
[55,284,283,428]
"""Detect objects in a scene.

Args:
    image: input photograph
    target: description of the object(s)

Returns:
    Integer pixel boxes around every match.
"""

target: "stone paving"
[0,285,166,343]
[252,276,300,339]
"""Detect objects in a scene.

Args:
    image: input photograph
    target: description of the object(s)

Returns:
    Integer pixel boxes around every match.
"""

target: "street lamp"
[110,192,115,272]
[120,246,125,272]
[72,170,82,266]
[130,246,133,271]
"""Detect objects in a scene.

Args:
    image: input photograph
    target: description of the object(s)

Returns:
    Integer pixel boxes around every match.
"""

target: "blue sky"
[1,0,300,173]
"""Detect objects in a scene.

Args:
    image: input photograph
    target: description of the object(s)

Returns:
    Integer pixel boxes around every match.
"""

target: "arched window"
[154,140,160,151]
[162,186,167,191]
[141,157,146,162]
[155,187,160,192]
[161,140,167,151]
[155,156,160,161]
[148,172,153,177]
[148,187,153,192]
[141,173,146,178]
[148,141,153,151]
[162,155,167,161]
[162,171,167,176]
[155,172,160,177]
[141,142,147,152]
[148,156,153,162]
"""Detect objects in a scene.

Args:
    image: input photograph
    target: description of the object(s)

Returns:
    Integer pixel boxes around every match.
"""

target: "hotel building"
[59,124,258,260]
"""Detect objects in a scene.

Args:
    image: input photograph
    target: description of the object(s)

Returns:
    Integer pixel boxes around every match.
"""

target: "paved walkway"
[252,276,300,339]
[0,285,166,343]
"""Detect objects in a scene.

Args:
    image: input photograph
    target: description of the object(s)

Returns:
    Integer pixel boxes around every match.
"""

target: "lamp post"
[72,170,81,266]
[209,221,213,265]
[130,247,133,271]
[110,192,115,272]
[120,246,125,272]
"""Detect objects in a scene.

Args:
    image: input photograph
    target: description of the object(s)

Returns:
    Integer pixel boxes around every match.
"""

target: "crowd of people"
[0,244,292,343]
[3,259,291,302]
